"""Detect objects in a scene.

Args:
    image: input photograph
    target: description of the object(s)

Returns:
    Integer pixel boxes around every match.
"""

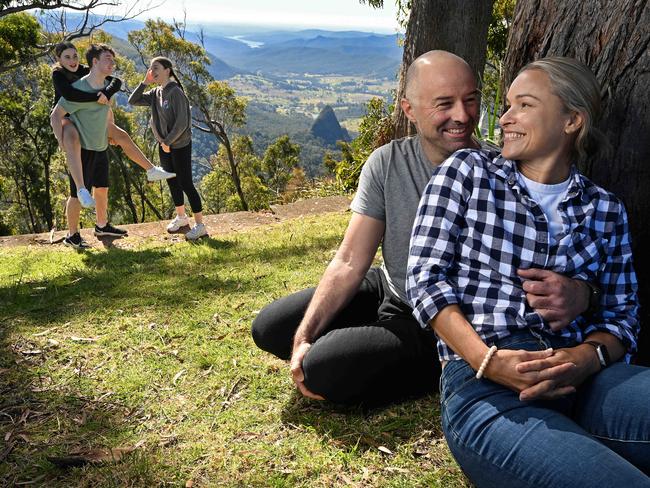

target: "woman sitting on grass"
[50,42,175,209]
[407,57,650,487]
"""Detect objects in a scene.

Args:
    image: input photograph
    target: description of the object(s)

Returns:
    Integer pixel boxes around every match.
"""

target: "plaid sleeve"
[406,150,478,329]
[584,202,639,360]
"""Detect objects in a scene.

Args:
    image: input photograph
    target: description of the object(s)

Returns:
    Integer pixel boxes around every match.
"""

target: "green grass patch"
[0,213,468,486]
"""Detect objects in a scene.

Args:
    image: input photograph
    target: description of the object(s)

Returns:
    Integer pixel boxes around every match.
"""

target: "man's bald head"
[404,50,475,101]
[399,50,480,164]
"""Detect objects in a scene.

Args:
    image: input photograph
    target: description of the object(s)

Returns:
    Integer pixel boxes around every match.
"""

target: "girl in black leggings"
[128,56,207,240]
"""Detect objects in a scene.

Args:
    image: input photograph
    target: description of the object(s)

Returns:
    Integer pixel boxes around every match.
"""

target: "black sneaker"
[63,232,90,249]
[94,223,128,237]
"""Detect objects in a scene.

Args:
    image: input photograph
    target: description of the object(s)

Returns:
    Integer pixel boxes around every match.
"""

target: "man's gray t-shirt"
[351,136,498,304]
[350,136,435,303]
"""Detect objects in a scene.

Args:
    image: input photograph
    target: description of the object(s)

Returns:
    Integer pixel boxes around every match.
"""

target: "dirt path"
[0,195,351,249]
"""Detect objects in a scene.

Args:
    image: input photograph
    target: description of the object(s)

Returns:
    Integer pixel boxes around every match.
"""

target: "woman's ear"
[565,111,585,135]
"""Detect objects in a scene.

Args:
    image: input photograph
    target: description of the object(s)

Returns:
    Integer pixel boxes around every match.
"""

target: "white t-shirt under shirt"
[516,171,571,243]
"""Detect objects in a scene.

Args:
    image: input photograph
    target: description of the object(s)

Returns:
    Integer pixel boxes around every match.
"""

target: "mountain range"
[42,13,402,79]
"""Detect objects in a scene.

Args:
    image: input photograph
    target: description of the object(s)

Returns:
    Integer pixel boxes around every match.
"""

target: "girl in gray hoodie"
[129,56,207,241]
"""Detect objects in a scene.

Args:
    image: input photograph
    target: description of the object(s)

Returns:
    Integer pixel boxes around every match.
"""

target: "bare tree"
[0,0,158,74]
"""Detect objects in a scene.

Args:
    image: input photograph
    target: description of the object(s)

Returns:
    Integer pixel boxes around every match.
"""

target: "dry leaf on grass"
[47,446,136,468]
[70,336,97,343]
[15,474,46,485]
[20,350,43,355]
[172,369,187,385]
[378,446,393,455]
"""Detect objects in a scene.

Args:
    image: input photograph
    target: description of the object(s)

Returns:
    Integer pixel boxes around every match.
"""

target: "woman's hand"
[144,68,155,85]
[161,143,171,153]
[515,344,601,401]
[96,92,109,105]
[484,348,577,400]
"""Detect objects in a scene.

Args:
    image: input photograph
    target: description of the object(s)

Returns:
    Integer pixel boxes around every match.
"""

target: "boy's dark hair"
[85,43,115,67]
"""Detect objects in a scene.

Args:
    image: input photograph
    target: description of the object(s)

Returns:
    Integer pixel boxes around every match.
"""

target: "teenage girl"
[51,42,175,208]
[128,56,207,241]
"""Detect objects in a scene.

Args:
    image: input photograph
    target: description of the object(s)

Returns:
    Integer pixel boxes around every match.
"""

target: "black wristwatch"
[584,340,611,369]
[583,281,602,317]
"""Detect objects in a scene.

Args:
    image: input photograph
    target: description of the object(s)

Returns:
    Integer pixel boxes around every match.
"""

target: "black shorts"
[69,148,109,197]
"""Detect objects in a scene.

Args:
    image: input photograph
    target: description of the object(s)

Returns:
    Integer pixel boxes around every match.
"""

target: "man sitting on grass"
[50,43,128,249]
[252,50,596,407]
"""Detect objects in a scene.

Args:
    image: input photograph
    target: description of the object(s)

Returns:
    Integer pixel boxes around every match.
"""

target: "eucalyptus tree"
[0,63,59,232]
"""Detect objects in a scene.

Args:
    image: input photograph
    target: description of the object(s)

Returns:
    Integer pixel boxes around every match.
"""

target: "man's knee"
[251,289,315,360]
[251,303,294,360]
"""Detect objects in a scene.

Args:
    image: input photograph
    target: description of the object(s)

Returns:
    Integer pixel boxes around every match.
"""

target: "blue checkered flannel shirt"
[406,149,639,362]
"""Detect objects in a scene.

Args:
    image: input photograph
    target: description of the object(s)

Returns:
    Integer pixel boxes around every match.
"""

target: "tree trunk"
[112,150,139,224]
[42,158,53,230]
[393,0,494,138]
[221,135,249,211]
[504,0,650,365]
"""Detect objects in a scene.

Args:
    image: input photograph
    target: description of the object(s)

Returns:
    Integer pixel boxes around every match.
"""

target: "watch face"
[595,344,611,367]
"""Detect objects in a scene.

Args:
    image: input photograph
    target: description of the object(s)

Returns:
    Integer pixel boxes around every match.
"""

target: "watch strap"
[583,281,602,317]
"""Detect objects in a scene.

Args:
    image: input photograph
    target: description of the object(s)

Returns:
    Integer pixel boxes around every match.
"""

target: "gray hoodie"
[128,81,191,149]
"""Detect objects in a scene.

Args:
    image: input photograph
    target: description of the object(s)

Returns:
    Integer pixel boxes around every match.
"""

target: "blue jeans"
[440,330,650,488]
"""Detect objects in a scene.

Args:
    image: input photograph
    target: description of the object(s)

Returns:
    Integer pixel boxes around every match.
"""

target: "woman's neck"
[517,156,572,184]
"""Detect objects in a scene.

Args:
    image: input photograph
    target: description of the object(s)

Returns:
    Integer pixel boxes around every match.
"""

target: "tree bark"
[393,0,494,138]
[504,0,650,364]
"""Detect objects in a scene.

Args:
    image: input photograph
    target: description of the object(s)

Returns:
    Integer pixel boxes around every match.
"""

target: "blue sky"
[132,0,400,32]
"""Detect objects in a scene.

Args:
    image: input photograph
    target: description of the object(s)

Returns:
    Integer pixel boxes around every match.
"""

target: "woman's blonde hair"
[519,57,610,165]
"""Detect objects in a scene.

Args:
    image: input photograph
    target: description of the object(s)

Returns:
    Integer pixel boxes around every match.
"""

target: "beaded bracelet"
[475,345,498,379]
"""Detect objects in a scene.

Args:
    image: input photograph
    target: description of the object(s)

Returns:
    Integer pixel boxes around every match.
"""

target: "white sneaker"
[77,187,95,208]
[185,223,208,241]
[167,214,189,233]
[147,166,176,182]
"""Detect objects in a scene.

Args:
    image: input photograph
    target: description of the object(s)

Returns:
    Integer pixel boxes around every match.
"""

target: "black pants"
[251,268,441,406]
[159,143,202,213]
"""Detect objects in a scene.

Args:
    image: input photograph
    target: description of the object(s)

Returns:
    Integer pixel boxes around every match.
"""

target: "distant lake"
[228,36,264,48]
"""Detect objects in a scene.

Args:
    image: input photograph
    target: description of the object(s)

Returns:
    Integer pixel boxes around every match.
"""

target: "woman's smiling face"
[149,61,170,84]
[58,47,80,72]
[500,69,576,166]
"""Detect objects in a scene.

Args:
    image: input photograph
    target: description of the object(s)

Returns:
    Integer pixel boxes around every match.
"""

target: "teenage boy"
[51,43,127,248]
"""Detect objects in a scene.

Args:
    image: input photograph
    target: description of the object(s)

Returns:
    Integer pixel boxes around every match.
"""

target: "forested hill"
[311,106,350,145]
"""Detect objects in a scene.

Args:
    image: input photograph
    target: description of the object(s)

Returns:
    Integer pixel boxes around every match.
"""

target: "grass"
[0,212,468,487]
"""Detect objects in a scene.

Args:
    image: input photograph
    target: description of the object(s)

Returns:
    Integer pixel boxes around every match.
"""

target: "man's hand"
[518,269,590,331]
[290,342,324,400]
[515,345,599,401]
[161,143,171,153]
[97,92,109,105]
[485,348,576,400]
